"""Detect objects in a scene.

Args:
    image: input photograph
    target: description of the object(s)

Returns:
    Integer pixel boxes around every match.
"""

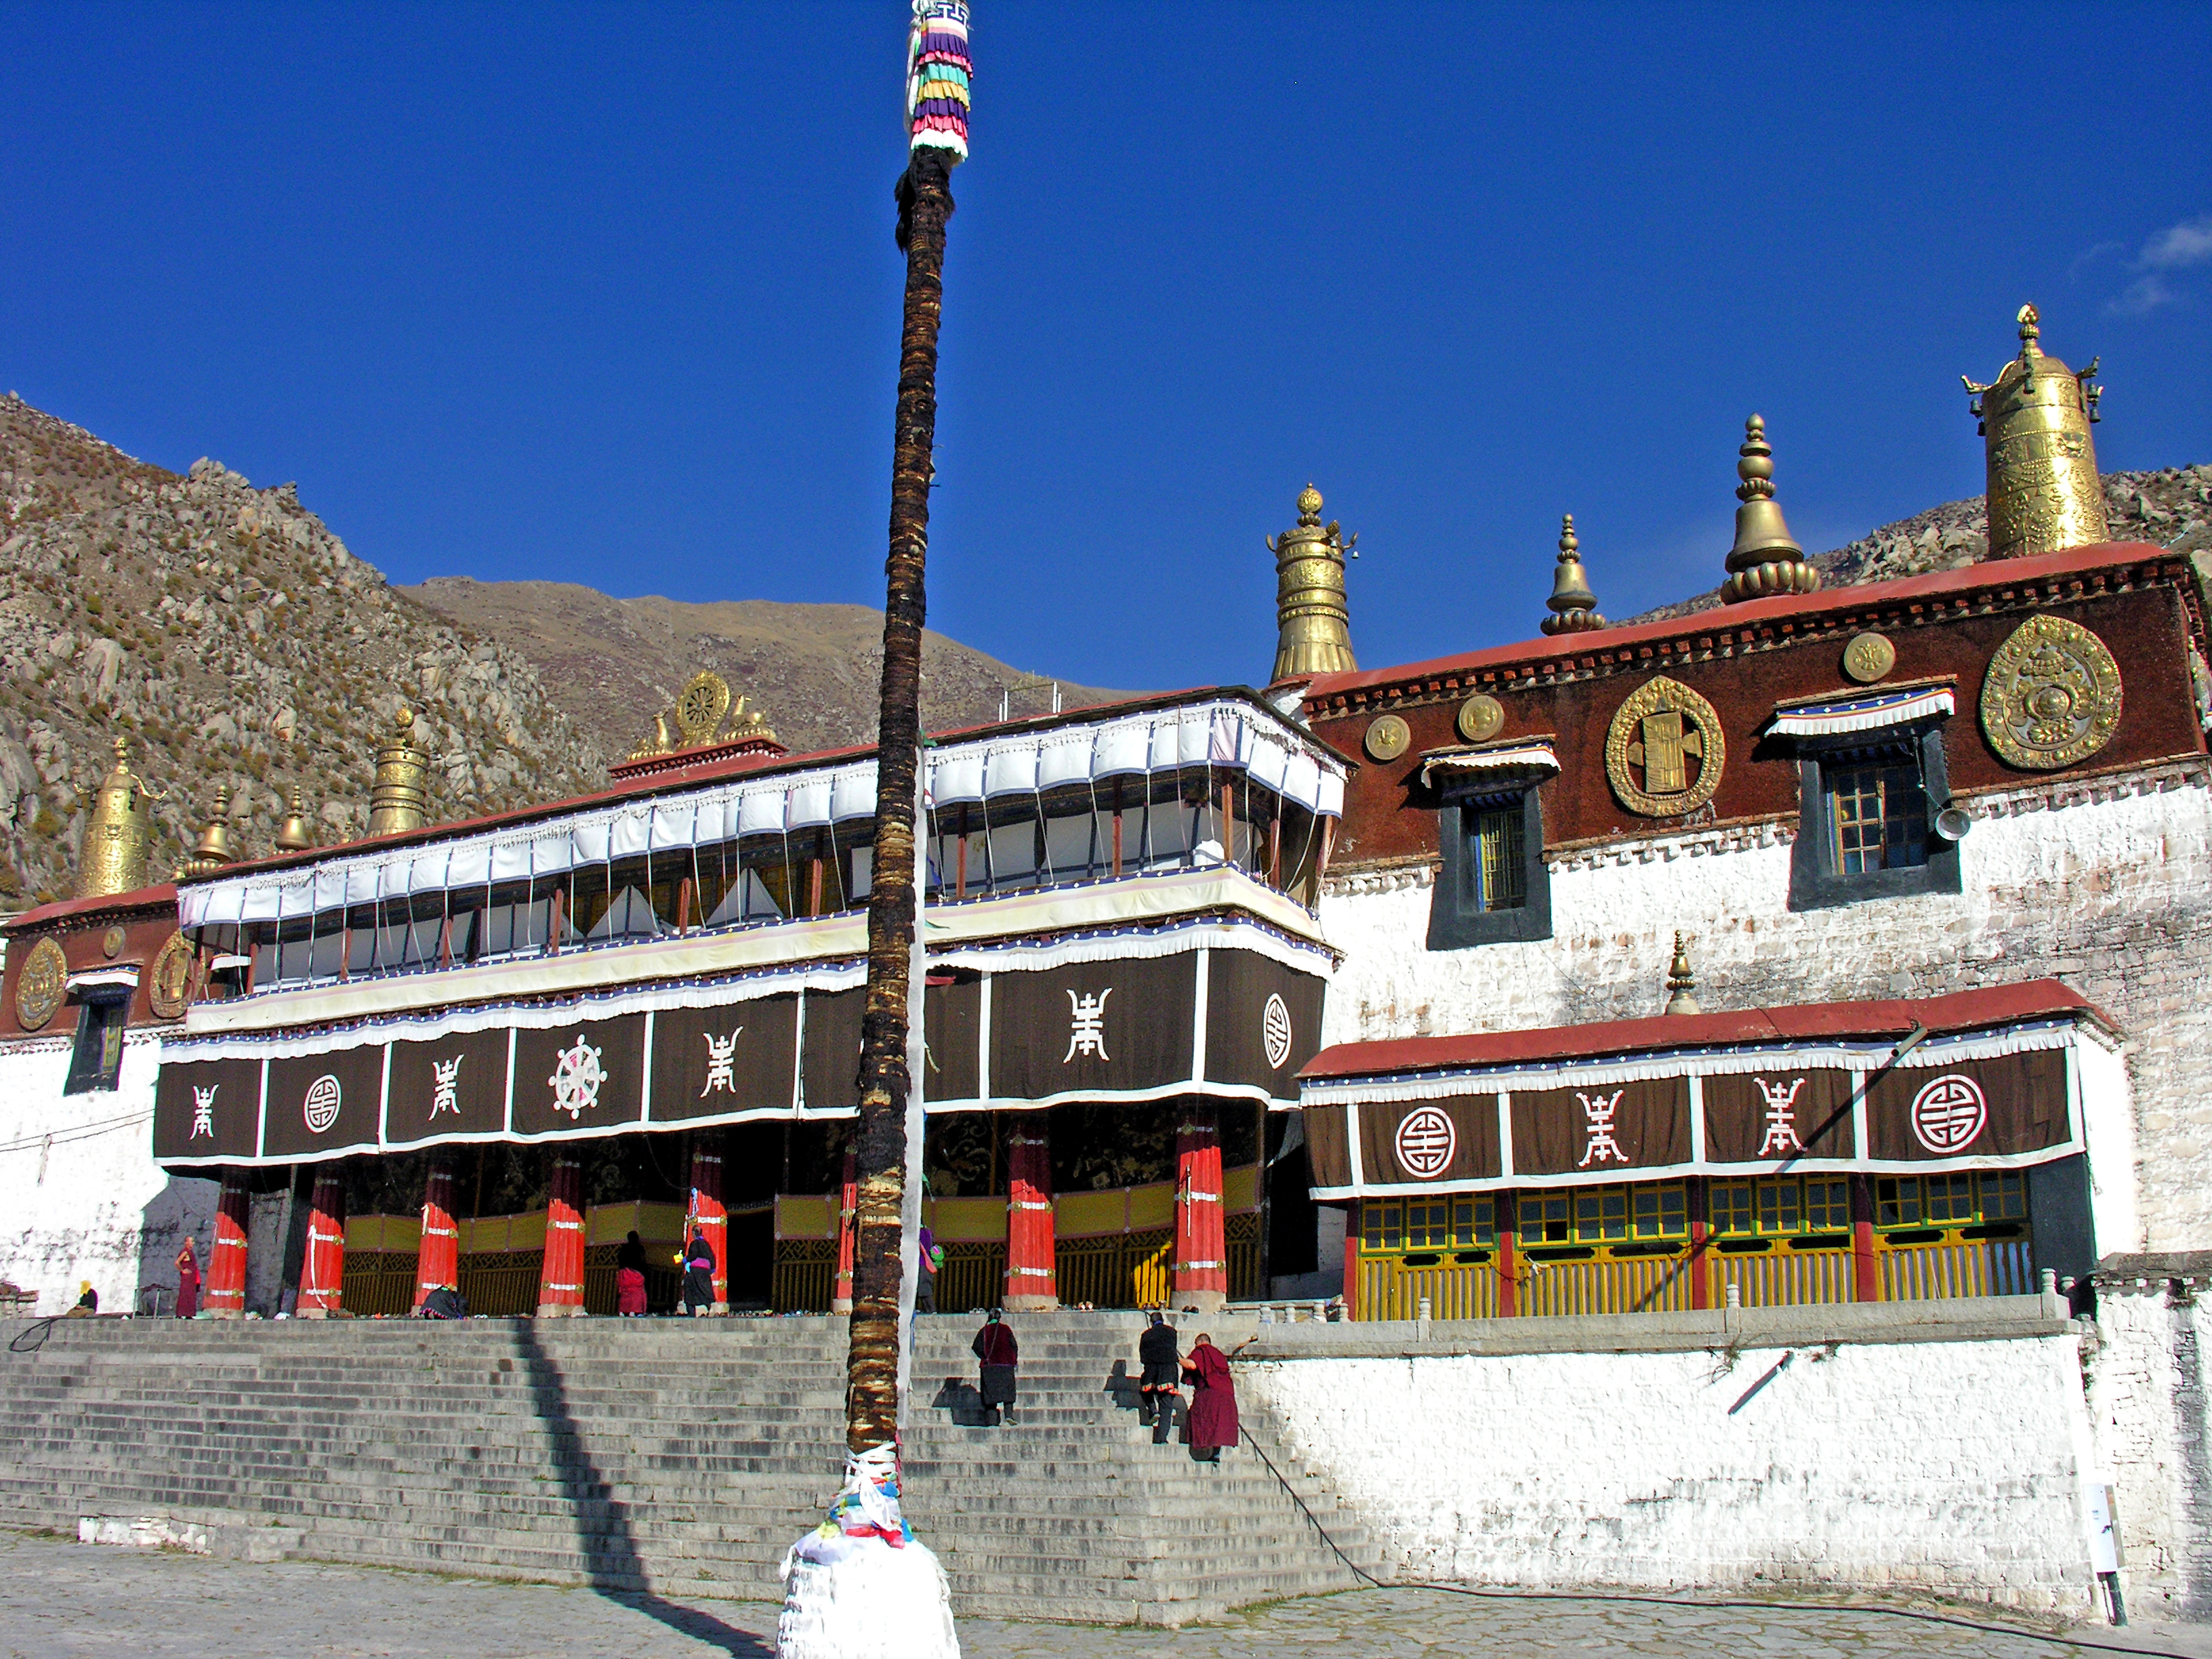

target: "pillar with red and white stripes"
[413,1158,459,1311]
[832,1145,859,1315]
[1173,1104,1227,1313]
[203,1170,250,1318]
[296,1168,347,1317]
[688,1133,729,1315]
[1004,1120,1057,1311]
[536,1153,586,1316]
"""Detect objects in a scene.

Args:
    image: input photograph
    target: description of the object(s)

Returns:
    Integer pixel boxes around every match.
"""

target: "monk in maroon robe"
[173,1237,200,1319]
[1181,1333,1237,1461]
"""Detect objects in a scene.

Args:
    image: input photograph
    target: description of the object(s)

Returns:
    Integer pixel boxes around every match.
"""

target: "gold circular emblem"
[1456,695,1504,743]
[148,930,194,1020]
[1605,675,1726,817]
[1980,615,2123,771]
[1841,632,1896,684]
[14,937,66,1031]
[1364,714,1412,762]
[673,671,732,747]
[101,926,125,960]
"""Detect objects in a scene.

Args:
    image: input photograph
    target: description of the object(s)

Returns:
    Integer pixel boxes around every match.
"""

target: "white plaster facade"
[2085,1277,2212,1620]
[1320,761,2212,1253]
[0,1029,214,1315]
[1244,1331,2104,1615]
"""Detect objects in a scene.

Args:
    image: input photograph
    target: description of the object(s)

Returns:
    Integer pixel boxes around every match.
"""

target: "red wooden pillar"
[832,1145,859,1315]
[1687,1177,1712,1311]
[1342,1202,1361,1319]
[1173,1104,1227,1312]
[1005,1119,1057,1311]
[1850,1174,1881,1302]
[688,1133,729,1314]
[1495,1191,1517,1319]
[537,1153,586,1317]
[204,1170,251,1318]
[296,1168,347,1318]
[415,1158,460,1310]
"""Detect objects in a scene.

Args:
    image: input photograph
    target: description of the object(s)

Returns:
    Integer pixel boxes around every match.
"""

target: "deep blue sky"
[3,5,2207,694]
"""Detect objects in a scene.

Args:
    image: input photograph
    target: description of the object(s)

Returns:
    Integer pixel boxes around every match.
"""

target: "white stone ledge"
[1238,1292,2074,1359]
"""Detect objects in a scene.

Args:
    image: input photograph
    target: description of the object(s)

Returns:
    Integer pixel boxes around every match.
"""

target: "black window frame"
[1429,782,1552,949]
[1787,720,1961,912]
[64,987,131,1094]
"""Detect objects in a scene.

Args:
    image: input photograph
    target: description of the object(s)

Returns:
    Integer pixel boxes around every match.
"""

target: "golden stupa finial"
[1963,302,2107,560]
[1720,415,1820,604]
[75,735,157,898]
[274,785,314,853]
[1663,931,1700,1017]
[366,706,431,838]
[1540,513,1606,636]
[1267,483,1358,684]
[176,785,237,880]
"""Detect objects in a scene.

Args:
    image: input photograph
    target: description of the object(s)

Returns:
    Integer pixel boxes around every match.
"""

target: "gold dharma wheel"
[674,672,733,747]
[1364,714,1412,762]
[14,937,65,1031]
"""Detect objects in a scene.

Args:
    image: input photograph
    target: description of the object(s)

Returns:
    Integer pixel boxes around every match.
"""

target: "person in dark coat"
[1181,1333,1238,1462]
[680,1229,717,1317]
[615,1229,649,1316]
[1137,1311,1181,1444]
[972,1309,1019,1423]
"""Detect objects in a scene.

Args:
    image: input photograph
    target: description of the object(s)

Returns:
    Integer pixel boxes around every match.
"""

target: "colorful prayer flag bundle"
[906,0,970,160]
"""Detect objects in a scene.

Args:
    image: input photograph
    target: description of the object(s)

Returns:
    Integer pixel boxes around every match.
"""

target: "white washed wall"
[0,1031,214,1315]
[1244,1334,2102,1615]
[1321,767,2212,1251]
[2085,1281,2212,1620]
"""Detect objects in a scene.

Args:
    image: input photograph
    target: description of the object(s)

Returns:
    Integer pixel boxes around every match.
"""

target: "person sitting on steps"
[1137,1311,1181,1444]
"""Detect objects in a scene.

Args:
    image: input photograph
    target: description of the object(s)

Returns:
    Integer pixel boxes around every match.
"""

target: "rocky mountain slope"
[1631,464,2212,624]
[0,396,606,905]
[403,578,1128,769]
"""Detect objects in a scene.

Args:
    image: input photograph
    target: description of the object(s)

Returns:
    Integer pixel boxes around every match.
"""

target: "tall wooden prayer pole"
[846,0,970,1461]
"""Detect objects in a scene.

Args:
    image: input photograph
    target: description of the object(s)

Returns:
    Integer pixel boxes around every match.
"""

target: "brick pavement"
[3,1531,2207,1659]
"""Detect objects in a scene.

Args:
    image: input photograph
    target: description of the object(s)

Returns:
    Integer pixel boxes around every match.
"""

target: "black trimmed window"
[64,992,129,1094]
[1788,723,1961,910]
[1429,786,1551,949]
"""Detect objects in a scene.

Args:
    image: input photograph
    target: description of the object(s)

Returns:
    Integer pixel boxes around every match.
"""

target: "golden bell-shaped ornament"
[1721,415,1820,604]
[75,736,156,899]
[1540,514,1607,636]
[274,785,315,853]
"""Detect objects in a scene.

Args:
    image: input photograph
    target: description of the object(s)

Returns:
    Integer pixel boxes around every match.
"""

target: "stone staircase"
[0,1313,1372,1625]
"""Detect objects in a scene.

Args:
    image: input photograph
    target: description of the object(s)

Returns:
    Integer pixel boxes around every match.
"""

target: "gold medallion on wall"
[148,930,196,1020]
[1979,615,2123,770]
[1605,676,1725,817]
[14,936,66,1030]
[1456,695,1504,743]
[1364,714,1412,762]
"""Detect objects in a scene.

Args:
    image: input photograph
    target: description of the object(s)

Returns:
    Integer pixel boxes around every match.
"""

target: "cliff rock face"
[0,396,602,904]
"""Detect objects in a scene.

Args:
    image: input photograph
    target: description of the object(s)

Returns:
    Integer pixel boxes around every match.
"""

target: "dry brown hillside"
[401,578,1133,767]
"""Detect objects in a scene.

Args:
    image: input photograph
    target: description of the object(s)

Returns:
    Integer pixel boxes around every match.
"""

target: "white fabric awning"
[178,696,1347,929]
[1769,687,1955,739]
[1418,741,1561,789]
[68,966,141,993]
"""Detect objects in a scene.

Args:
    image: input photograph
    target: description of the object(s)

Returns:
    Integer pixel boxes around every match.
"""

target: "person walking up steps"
[1181,1332,1238,1463]
[972,1309,1019,1424]
[679,1228,716,1317]
[1137,1311,1181,1445]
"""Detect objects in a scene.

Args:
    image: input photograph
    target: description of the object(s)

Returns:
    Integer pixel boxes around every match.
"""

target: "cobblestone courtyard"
[4,1532,2207,1659]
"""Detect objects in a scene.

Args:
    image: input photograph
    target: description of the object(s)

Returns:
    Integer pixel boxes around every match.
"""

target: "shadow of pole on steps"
[510,1320,773,1657]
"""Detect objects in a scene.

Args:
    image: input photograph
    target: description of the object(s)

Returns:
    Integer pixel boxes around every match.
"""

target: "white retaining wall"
[2085,1273,2212,1621]
[1321,765,2212,1252]
[1242,1311,2103,1616]
[0,1030,214,1315]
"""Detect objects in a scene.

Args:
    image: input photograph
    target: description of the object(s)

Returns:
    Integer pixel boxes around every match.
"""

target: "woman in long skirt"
[972,1309,1019,1423]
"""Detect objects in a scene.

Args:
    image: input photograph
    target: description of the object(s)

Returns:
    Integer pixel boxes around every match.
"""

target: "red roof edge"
[1297,979,2107,1082]
[1300,541,2174,706]
[4,883,180,934]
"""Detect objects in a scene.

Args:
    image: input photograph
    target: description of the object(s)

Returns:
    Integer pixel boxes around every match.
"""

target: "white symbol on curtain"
[1063,987,1113,1063]
[1910,1073,1988,1154]
[548,1035,607,1120]
[1576,1089,1629,1168]
[701,1028,742,1097]
[1262,993,1294,1070]
[303,1075,342,1134]
[1755,1076,1806,1155]
[430,1056,464,1119]
[190,1086,217,1139]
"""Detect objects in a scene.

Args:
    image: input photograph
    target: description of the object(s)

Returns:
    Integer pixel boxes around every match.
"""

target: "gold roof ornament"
[367,708,432,838]
[1963,303,2108,560]
[1540,514,1606,635]
[274,785,314,853]
[75,736,159,899]
[175,785,237,880]
[1662,931,1700,1016]
[1268,483,1358,684]
[1720,416,1820,603]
